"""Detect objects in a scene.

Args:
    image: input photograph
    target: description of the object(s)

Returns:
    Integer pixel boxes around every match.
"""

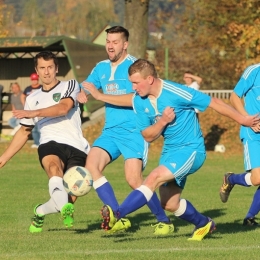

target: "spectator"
[8,82,23,136]
[183,71,203,116]
[21,73,42,148]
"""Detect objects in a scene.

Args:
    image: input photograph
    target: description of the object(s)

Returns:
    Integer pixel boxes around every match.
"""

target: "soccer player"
[0,51,90,233]
[100,59,260,241]
[78,26,174,235]
[219,63,260,226]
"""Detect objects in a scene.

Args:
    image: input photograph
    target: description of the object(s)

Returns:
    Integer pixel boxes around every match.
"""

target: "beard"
[108,50,124,63]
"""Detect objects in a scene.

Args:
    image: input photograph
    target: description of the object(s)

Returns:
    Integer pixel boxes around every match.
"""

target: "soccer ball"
[63,166,93,197]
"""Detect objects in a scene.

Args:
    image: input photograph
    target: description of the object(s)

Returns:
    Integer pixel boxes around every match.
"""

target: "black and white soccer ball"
[63,166,93,197]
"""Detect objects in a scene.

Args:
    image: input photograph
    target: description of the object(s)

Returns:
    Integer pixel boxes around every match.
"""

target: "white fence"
[202,90,232,99]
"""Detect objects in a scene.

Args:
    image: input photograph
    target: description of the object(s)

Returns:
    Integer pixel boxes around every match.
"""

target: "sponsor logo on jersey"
[105,83,126,95]
[257,96,260,100]
[53,93,61,102]
[145,108,149,113]
[101,74,106,79]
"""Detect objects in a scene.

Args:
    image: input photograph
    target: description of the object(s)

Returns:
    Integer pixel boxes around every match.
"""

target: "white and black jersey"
[20,80,90,154]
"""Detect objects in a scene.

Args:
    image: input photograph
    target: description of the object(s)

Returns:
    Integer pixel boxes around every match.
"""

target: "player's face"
[106,33,128,64]
[35,58,58,86]
[130,72,151,97]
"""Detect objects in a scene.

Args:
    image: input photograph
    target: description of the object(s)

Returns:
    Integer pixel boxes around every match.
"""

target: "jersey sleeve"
[61,79,79,106]
[132,94,151,131]
[80,64,101,94]
[233,66,260,97]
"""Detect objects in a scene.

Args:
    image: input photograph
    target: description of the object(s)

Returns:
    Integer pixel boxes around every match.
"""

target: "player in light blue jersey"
[78,26,174,235]
[220,63,260,226]
[100,59,260,241]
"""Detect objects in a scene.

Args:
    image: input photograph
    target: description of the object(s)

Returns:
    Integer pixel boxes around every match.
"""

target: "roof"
[0,36,107,82]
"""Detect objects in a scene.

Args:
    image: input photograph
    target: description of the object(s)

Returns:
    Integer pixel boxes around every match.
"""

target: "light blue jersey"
[233,63,260,141]
[81,54,137,130]
[133,79,211,152]
[81,54,148,165]
[133,79,211,188]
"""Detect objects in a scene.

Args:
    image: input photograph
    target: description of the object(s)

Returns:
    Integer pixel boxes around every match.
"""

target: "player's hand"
[0,157,7,168]
[81,82,101,100]
[13,110,36,119]
[161,107,175,125]
[243,113,260,127]
[251,121,260,132]
[77,89,88,104]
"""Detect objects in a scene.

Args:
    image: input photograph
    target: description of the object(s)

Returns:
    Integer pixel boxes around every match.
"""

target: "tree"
[0,0,15,37]
[125,0,149,58]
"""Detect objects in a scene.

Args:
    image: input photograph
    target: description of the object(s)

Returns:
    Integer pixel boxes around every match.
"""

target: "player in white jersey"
[78,26,174,235]
[0,51,90,233]
[219,63,260,226]
[100,59,260,241]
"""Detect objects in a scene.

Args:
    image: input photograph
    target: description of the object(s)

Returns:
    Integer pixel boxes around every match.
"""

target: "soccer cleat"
[100,205,117,231]
[219,172,234,203]
[29,204,45,233]
[188,218,216,241]
[151,222,174,235]
[243,217,258,226]
[61,203,74,228]
[106,218,131,234]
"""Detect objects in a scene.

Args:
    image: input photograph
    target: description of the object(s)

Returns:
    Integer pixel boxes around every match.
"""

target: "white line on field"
[2,245,260,257]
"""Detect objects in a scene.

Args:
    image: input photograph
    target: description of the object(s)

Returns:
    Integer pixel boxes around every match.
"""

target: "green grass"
[0,143,259,260]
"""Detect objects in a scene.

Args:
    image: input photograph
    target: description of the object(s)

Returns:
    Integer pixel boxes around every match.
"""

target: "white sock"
[49,176,68,211]
[245,172,253,186]
[36,198,59,215]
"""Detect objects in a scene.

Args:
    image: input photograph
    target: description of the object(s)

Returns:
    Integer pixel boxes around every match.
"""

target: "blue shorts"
[160,148,206,189]
[93,128,149,168]
[243,139,260,170]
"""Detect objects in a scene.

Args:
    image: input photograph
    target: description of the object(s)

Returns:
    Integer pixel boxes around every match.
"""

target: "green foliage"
[152,0,260,90]
[0,144,260,260]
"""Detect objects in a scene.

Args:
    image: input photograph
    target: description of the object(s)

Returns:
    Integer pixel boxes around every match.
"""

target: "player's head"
[34,51,59,85]
[105,26,129,63]
[128,59,158,97]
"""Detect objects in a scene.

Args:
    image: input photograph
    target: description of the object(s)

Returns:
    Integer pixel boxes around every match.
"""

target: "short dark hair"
[34,51,58,68]
[105,26,129,41]
[128,59,158,78]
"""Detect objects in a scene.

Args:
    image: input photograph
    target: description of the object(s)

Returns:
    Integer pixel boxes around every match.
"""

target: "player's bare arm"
[13,98,74,119]
[209,97,260,127]
[82,81,133,107]
[0,125,32,168]
[77,88,88,104]
[142,107,175,142]
[230,92,260,132]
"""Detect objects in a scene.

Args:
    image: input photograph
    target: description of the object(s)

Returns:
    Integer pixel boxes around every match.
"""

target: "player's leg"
[160,149,214,241]
[101,164,174,232]
[86,134,120,211]
[219,140,260,204]
[124,158,173,235]
[30,142,74,232]
[243,167,260,226]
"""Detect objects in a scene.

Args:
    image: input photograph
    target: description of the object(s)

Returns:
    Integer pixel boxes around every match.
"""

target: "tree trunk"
[124,0,149,59]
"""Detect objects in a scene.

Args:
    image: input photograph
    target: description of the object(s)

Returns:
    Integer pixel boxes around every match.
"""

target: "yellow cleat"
[152,222,174,235]
[188,218,216,241]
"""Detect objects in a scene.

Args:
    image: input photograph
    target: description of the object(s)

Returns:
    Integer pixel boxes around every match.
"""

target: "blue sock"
[245,186,260,218]
[178,200,208,228]
[229,173,250,187]
[118,190,148,218]
[95,182,119,211]
[147,192,169,222]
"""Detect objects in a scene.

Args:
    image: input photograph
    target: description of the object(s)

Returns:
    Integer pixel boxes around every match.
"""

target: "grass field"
[0,142,259,260]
